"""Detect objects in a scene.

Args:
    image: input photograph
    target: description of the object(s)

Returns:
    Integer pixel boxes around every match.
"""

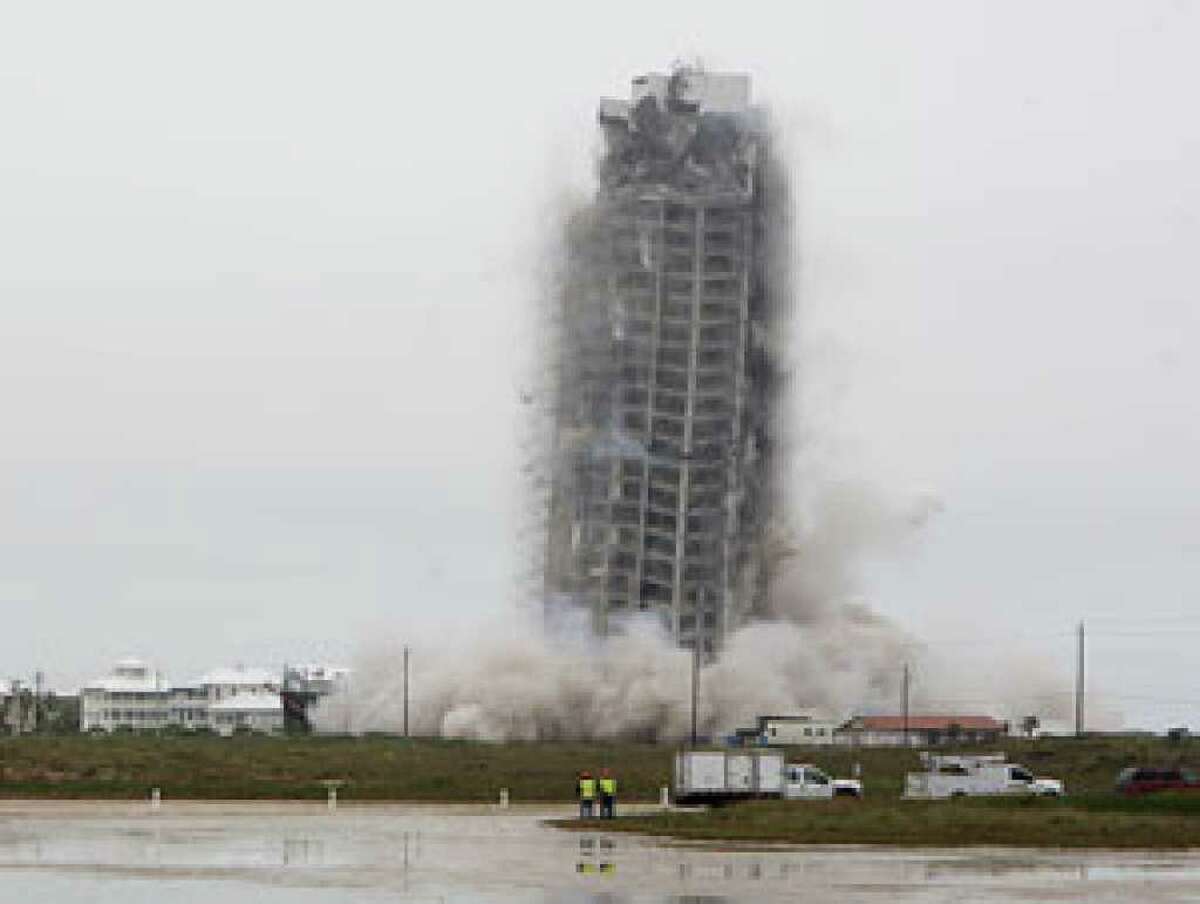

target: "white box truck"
[903,753,1064,799]
[674,752,862,804]
[674,750,784,804]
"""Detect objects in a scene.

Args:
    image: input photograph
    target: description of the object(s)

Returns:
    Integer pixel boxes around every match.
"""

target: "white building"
[80,660,284,736]
[195,666,280,701]
[285,664,350,697]
[194,666,283,736]
[757,714,841,746]
[209,694,284,735]
[836,715,1009,747]
[80,659,172,733]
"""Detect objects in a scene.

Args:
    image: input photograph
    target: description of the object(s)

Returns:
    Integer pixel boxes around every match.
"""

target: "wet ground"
[2,801,1200,902]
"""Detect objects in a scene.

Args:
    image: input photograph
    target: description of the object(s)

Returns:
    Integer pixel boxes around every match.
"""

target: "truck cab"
[784,763,863,799]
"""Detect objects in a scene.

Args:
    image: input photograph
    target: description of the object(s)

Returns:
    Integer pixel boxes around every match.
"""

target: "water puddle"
[1,801,1198,902]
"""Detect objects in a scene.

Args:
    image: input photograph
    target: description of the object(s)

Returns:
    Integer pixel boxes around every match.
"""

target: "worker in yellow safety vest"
[577,770,596,818]
[599,768,617,819]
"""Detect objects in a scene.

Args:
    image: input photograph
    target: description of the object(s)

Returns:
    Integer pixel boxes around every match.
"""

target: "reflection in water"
[549,896,727,904]
[1,803,1199,903]
[576,835,616,876]
[280,836,325,866]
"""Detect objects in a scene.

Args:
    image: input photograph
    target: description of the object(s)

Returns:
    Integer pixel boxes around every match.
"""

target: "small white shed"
[757,714,841,746]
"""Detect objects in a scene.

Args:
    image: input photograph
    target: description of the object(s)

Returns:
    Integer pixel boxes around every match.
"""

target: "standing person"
[577,770,596,819]
[599,768,617,819]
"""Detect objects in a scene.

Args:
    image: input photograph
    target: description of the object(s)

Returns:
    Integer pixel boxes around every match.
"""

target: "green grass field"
[2,734,1198,800]
[562,794,1200,849]
[0,735,673,801]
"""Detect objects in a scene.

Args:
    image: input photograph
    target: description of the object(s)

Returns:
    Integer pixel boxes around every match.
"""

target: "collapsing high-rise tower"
[545,68,788,655]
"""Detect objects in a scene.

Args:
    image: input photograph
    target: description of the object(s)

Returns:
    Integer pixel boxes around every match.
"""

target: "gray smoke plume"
[315,610,915,742]
[315,471,1087,740]
[312,478,938,740]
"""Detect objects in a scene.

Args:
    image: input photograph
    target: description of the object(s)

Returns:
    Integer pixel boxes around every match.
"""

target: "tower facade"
[546,69,785,655]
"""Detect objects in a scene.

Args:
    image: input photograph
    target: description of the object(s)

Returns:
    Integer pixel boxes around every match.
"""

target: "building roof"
[758,713,838,724]
[81,660,168,693]
[288,664,350,681]
[208,694,282,713]
[196,667,279,687]
[82,676,170,693]
[849,715,1007,732]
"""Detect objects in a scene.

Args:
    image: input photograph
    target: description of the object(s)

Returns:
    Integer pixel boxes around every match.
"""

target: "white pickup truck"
[674,751,863,804]
[904,753,1064,799]
[784,763,863,799]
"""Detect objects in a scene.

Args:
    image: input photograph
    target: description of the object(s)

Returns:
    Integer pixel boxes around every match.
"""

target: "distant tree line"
[1,689,79,735]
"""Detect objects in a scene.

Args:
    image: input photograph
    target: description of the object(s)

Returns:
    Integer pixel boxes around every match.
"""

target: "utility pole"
[34,671,44,734]
[403,645,410,739]
[6,679,20,736]
[1075,620,1085,738]
[690,641,700,747]
[902,663,910,748]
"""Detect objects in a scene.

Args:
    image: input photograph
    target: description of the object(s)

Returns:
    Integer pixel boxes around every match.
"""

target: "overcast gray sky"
[2,1,1198,728]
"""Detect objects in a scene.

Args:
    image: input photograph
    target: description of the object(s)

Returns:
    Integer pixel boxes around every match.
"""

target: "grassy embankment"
[2,734,1197,800]
[4,735,1200,846]
[564,795,1200,849]
[0,735,672,801]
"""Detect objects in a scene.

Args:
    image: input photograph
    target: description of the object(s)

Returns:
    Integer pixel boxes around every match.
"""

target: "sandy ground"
[2,800,1200,902]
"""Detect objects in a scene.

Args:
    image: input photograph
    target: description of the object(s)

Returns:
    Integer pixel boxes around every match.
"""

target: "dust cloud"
[313,68,1077,741]
[313,461,1083,740]
[313,476,936,741]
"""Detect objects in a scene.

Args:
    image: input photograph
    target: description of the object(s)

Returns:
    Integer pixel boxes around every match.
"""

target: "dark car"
[1115,767,1200,795]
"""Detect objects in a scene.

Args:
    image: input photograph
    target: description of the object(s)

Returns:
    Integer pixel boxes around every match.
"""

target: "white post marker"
[660,786,670,809]
[150,788,161,810]
[320,779,345,813]
[499,787,510,808]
